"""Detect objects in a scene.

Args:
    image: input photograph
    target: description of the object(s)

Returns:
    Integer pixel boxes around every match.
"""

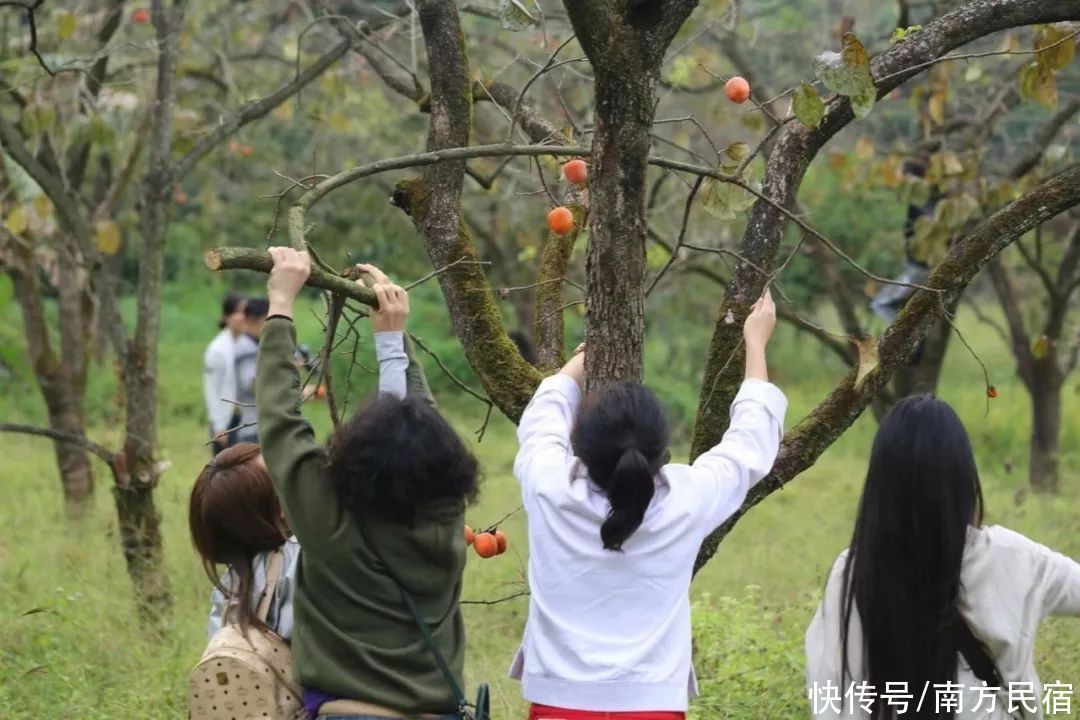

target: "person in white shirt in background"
[204,292,246,455]
[234,297,269,444]
[805,396,1080,720]
[511,290,786,720]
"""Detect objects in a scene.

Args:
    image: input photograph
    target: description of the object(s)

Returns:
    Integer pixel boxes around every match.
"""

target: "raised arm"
[687,291,787,531]
[257,248,336,546]
[513,347,584,495]
[356,263,410,400]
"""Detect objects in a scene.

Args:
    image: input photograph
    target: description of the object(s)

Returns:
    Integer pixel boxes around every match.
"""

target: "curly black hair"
[326,394,480,525]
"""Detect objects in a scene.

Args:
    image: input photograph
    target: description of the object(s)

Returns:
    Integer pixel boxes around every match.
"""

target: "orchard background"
[1,0,1079,717]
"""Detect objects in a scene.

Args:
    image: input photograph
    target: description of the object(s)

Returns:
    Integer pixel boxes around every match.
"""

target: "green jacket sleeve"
[256,317,340,548]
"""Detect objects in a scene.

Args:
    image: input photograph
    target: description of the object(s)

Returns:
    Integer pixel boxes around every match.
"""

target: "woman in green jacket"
[257,247,479,720]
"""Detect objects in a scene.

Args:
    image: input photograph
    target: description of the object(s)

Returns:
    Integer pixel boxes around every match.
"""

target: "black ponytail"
[600,447,657,550]
[573,381,669,552]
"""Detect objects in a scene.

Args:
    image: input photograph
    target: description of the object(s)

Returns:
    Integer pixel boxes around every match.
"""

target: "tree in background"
[0,0,351,620]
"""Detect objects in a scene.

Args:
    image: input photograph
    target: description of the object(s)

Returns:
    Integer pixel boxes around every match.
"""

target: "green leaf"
[1034,24,1076,71]
[850,87,876,119]
[792,82,825,129]
[1032,335,1050,360]
[58,11,77,41]
[814,33,876,119]
[94,219,122,256]
[5,206,27,235]
[964,63,983,83]
[700,169,758,221]
[814,32,874,98]
[497,0,537,31]
[724,142,751,163]
[1020,62,1057,110]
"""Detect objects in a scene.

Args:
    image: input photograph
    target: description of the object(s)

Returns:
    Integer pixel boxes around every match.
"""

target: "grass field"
[0,283,1078,719]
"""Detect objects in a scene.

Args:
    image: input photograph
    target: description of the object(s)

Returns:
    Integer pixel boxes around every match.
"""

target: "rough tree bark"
[388,0,543,421]
[564,0,701,388]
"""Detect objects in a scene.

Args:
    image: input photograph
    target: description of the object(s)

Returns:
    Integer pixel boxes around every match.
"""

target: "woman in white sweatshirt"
[805,395,1080,720]
[510,291,787,719]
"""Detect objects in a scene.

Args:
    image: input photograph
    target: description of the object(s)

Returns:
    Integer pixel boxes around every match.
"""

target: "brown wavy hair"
[189,443,288,634]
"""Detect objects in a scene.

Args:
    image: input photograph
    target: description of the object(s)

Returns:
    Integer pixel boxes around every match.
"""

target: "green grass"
[0,285,1078,719]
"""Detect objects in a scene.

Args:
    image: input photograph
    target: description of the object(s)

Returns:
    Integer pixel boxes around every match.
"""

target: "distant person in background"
[234,297,269,444]
[204,292,246,454]
[805,395,1080,719]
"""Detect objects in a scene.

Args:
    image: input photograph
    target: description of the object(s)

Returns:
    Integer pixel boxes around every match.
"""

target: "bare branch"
[205,247,377,306]
[0,423,117,466]
[173,38,351,182]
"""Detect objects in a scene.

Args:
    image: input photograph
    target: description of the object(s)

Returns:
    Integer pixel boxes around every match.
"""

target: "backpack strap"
[955,608,1003,688]
[256,548,284,624]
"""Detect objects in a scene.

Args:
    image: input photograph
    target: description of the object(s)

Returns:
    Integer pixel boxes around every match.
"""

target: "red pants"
[529,704,685,720]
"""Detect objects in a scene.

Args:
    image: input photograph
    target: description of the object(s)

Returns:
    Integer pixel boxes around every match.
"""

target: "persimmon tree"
[210,0,1080,575]
[0,0,353,619]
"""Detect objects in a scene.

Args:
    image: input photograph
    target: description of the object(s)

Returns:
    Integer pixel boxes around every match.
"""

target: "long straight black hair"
[573,381,669,551]
[840,395,986,719]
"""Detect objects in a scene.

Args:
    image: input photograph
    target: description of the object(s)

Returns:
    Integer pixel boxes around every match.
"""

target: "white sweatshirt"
[805,525,1080,719]
[203,329,239,434]
[510,373,787,711]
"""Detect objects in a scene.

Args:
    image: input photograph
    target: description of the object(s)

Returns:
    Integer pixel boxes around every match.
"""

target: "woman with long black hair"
[806,395,1080,719]
[511,291,787,720]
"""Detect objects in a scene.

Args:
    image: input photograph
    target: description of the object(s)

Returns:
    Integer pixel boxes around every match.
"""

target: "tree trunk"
[891,313,953,398]
[564,0,702,389]
[7,255,95,517]
[582,68,653,388]
[44,384,94,517]
[112,481,171,622]
[1028,360,1062,492]
[113,0,186,622]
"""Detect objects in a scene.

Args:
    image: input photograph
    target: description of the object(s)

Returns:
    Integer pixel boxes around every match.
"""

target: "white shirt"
[509,374,788,711]
[203,329,239,434]
[805,525,1080,719]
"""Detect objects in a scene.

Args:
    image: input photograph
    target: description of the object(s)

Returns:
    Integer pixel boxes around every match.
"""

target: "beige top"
[805,525,1080,719]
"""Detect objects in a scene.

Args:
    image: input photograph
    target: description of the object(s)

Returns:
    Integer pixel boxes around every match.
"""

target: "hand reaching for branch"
[267,247,312,319]
[559,342,585,386]
[357,263,410,333]
[743,289,775,382]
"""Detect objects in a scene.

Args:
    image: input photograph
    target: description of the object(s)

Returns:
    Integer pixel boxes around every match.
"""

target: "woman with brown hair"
[189,442,299,638]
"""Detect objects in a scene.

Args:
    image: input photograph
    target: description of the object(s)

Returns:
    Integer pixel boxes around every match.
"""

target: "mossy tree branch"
[693,163,1080,574]
[389,0,543,421]
[690,0,1080,466]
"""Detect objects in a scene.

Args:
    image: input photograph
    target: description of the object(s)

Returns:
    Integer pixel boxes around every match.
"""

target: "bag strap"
[955,609,1003,688]
[256,548,284,624]
[356,523,470,714]
[395,583,468,709]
